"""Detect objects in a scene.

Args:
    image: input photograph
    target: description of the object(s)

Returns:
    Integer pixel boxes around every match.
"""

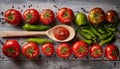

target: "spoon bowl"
[47,25,75,42]
[0,25,75,42]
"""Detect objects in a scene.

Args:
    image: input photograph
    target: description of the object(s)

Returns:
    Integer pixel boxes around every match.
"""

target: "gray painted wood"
[0,0,120,69]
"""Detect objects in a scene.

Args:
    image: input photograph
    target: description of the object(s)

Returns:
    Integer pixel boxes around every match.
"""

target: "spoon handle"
[0,31,47,37]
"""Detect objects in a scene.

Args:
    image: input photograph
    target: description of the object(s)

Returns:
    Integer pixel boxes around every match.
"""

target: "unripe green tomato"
[75,13,87,25]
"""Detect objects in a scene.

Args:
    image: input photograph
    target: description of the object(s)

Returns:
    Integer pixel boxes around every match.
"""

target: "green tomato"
[75,13,87,26]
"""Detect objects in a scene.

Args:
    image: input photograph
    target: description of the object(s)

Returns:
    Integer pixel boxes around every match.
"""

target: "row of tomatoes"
[2,40,119,60]
[4,7,118,26]
[4,7,74,25]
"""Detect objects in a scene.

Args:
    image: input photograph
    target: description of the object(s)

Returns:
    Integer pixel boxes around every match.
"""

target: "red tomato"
[22,42,39,59]
[105,44,119,60]
[88,7,105,24]
[40,9,55,25]
[54,27,70,40]
[72,41,89,58]
[42,43,54,57]
[57,7,74,24]
[23,9,39,24]
[106,10,118,23]
[2,40,20,58]
[90,44,103,58]
[4,9,22,25]
[56,43,71,58]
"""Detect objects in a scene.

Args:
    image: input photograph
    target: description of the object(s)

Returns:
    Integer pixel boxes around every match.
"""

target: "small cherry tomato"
[56,43,71,58]
[57,7,74,24]
[22,42,39,59]
[4,9,22,25]
[90,44,103,58]
[105,44,119,60]
[2,40,20,58]
[42,43,54,57]
[106,10,118,23]
[23,9,39,24]
[40,9,55,25]
[72,41,89,58]
[88,7,105,24]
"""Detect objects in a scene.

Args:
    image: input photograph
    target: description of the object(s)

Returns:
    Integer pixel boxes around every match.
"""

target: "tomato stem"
[44,12,50,18]
[61,47,68,54]
[77,46,87,53]
[93,49,102,55]
[63,12,70,18]
[26,13,33,22]
[112,50,119,56]
[45,47,51,53]
[6,48,16,55]
[8,14,14,20]
[27,47,35,57]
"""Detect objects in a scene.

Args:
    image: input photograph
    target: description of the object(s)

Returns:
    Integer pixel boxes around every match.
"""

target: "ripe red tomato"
[42,43,54,57]
[106,10,118,23]
[57,7,74,24]
[54,27,70,40]
[105,44,119,60]
[72,41,89,58]
[88,7,105,24]
[40,9,55,25]
[23,9,39,24]
[90,44,103,58]
[4,9,22,25]
[56,43,71,58]
[22,42,39,59]
[2,40,20,58]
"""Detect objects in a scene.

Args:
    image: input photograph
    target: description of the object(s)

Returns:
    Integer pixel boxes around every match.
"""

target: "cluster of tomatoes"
[3,7,119,61]
[4,7,118,26]
[4,7,74,25]
[2,40,119,60]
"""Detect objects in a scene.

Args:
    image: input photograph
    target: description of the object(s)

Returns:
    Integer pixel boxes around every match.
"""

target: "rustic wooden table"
[0,0,120,69]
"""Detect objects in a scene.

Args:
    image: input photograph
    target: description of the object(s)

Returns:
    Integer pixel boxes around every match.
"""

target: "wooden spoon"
[0,25,75,42]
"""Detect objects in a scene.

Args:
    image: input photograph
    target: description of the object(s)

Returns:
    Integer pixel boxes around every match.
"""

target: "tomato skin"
[106,10,118,23]
[54,27,70,40]
[2,40,20,58]
[22,42,39,59]
[88,7,105,24]
[42,43,54,57]
[23,9,39,24]
[90,44,103,58]
[57,7,74,24]
[56,43,71,58]
[4,9,22,25]
[72,41,89,58]
[40,9,55,25]
[105,44,119,60]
